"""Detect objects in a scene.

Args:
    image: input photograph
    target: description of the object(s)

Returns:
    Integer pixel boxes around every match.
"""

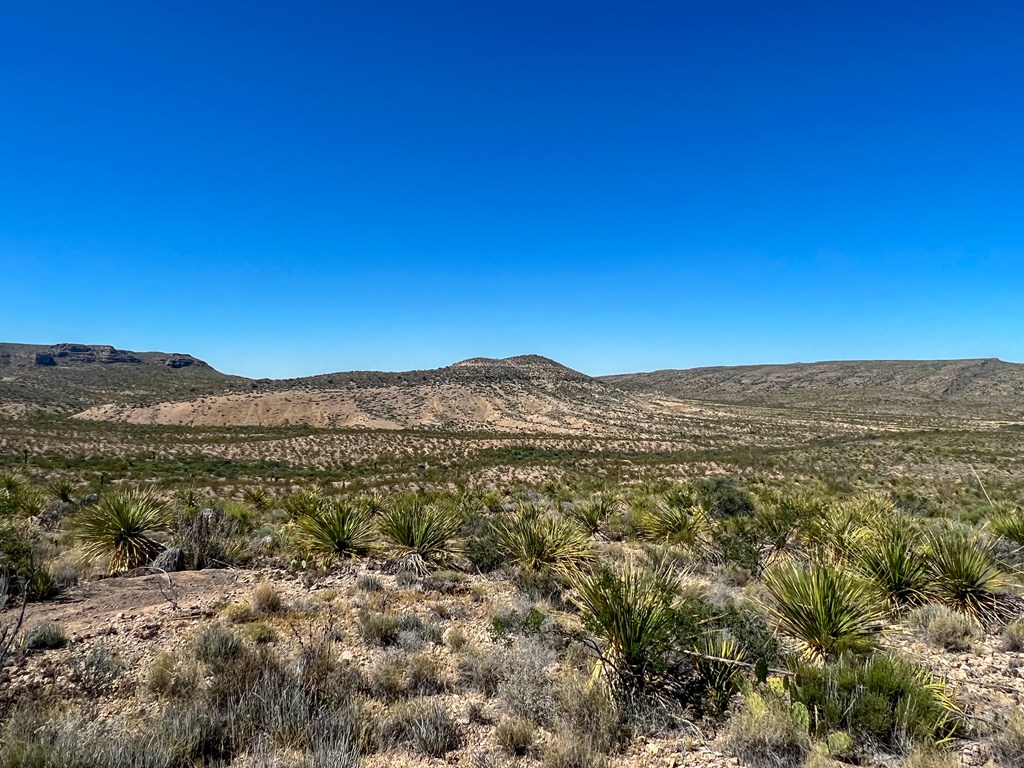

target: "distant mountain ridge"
[600,358,1024,407]
[3,341,1023,428]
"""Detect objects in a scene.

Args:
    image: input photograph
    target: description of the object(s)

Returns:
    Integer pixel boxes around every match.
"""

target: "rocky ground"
[6,564,1021,767]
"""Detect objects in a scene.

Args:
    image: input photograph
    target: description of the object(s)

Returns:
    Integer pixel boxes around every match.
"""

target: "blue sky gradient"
[2,1,1022,377]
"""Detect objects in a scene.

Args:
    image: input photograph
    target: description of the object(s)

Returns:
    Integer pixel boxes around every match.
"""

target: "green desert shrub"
[906,603,980,651]
[298,499,376,560]
[377,500,462,570]
[691,629,747,714]
[192,625,245,667]
[1001,619,1024,651]
[75,487,172,572]
[358,611,429,647]
[495,715,537,756]
[564,494,618,536]
[926,531,1014,624]
[790,654,961,751]
[994,710,1024,767]
[251,582,283,614]
[380,699,463,757]
[763,562,886,662]
[633,495,712,551]
[540,735,610,768]
[988,506,1024,546]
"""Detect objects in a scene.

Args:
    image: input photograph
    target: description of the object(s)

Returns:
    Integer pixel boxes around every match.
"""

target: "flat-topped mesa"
[24,343,214,369]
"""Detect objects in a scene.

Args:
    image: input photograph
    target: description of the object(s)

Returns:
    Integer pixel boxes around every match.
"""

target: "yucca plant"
[570,560,679,693]
[926,531,1014,625]
[565,493,619,536]
[75,488,173,572]
[988,507,1024,547]
[634,497,712,552]
[692,630,747,714]
[377,500,462,572]
[763,562,887,662]
[47,478,78,504]
[298,499,376,561]
[242,486,271,513]
[283,489,325,520]
[491,509,593,579]
[857,524,932,613]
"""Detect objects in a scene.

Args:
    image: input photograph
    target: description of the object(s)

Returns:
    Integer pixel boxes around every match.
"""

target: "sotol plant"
[76,488,173,572]
[763,562,886,662]
[491,506,593,579]
[377,500,462,572]
[299,500,377,561]
[926,531,1014,625]
[857,523,932,613]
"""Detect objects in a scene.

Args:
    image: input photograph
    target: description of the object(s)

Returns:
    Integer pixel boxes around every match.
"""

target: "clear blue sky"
[2,2,1022,378]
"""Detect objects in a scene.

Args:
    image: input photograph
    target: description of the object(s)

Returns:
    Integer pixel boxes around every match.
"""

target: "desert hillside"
[602,358,1024,413]
[74,355,682,436]
[6,342,1024,430]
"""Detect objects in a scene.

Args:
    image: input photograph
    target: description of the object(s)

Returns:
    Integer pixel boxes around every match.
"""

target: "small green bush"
[193,625,245,666]
[23,622,67,651]
[358,611,426,647]
[381,699,463,757]
[790,654,961,751]
[251,582,283,614]
[906,604,979,651]
[994,710,1024,766]
[1001,619,1024,652]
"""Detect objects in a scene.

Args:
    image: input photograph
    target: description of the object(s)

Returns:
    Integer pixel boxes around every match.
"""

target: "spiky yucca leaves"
[763,563,886,662]
[634,496,712,552]
[76,488,173,572]
[298,499,377,561]
[47,478,77,504]
[988,505,1024,547]
[926,531,1014,625]
[242,486,271,513]
[565,493,619,536]
[377,500,462,571]
[283,489,325,520]
[491,507,593,579]
[692,630,747,714]
[857,523,932,613]
[570,561,679,693]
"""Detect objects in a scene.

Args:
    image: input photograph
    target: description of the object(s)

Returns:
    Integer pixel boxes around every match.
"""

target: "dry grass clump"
[724,688,810,768]
[906,603,980,651]
[994,710,1024,766]
[380,699,463,757]
[495,715,537,756]
[251,581,283,614]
